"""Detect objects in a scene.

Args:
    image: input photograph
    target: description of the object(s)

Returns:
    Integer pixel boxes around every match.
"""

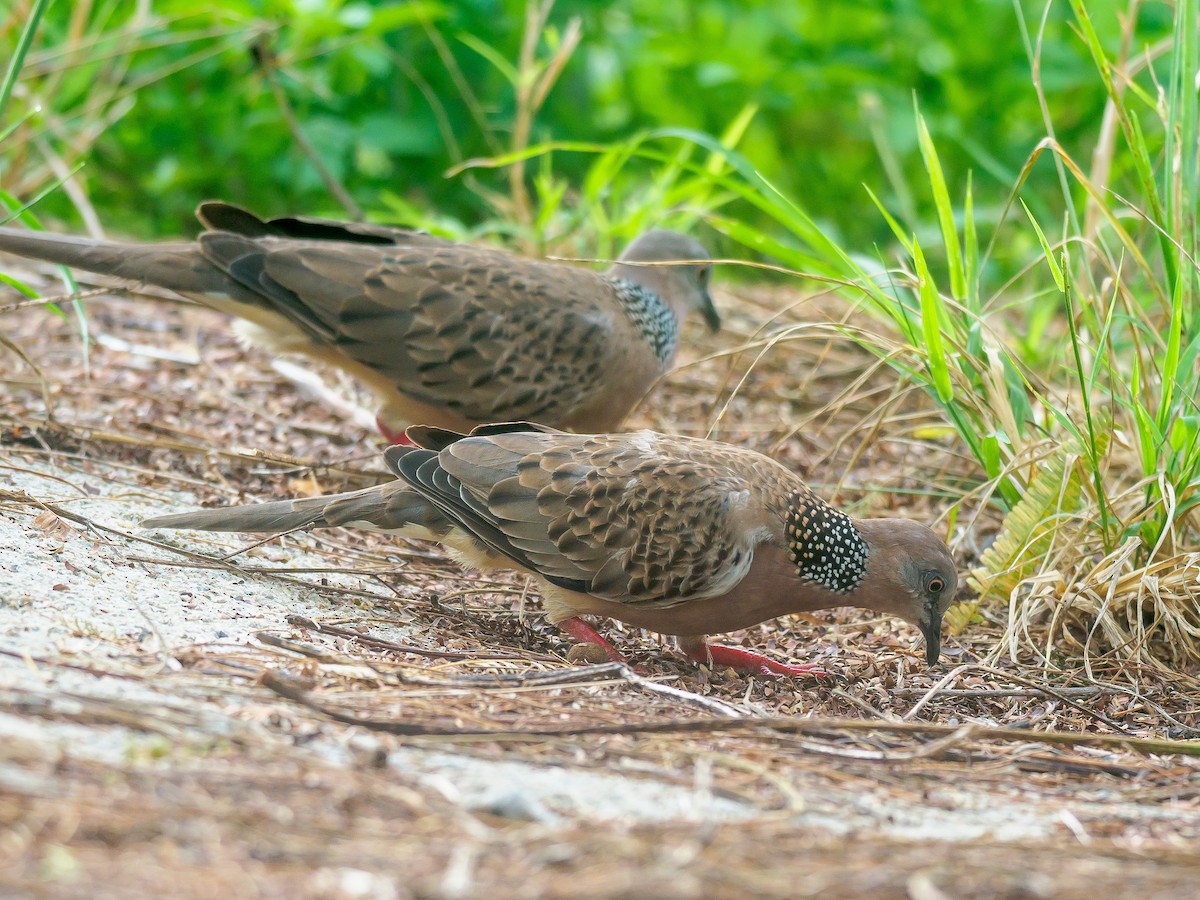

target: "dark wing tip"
[196,201,269,236]
[401,422,560,457]
[467,421,564,437]
[404,425,469,452]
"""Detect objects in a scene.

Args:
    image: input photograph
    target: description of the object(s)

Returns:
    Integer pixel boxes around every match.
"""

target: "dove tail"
[140,482,446,535]
[0,226,232,295]
[140,493,349,533]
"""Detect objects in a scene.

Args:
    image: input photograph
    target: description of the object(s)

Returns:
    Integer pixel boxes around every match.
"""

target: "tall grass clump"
[766,1,1200,676]
[468,1,1199,676]
[793,1,1197,676]
[872,0,1200,677]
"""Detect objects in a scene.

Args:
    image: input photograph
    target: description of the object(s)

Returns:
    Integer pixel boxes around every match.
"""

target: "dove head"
[611,230,720,333]
[851,518,959,665]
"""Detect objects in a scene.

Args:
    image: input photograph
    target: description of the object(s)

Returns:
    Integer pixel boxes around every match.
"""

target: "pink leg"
[681,638,825,679]
[376,416,414,446]
[557,616,628,664]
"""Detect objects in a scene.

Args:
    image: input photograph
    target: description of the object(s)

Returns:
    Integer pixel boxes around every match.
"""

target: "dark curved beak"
[700,288,721,333]
[920,615,943,665]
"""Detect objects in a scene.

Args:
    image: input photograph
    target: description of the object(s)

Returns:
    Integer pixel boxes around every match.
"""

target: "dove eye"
[926,575,946,594]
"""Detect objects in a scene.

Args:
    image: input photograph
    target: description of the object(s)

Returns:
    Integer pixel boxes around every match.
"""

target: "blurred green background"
[1,0,1173,252]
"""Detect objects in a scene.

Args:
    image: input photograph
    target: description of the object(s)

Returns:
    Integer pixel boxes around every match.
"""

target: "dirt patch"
[3,259,1200,897]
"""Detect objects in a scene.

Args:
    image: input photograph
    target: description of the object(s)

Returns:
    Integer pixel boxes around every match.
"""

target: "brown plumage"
[0,204,718,441]
[142,423,959,675]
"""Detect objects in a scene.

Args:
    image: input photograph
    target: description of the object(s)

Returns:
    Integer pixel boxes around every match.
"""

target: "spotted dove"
[0,204,719,442]
[142,423,959,675]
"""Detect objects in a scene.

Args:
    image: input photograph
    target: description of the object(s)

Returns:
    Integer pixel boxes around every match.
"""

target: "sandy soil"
[2,258,1200,897]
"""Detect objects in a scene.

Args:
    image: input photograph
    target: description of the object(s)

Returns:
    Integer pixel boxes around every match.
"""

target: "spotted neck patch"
[784,489,869,593]
[607,277,679,365]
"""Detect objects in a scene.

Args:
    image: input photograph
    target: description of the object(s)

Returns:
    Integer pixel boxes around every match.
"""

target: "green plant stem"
[1061,251,1112,552]
[0,0,50,125]
[257,43,363,221]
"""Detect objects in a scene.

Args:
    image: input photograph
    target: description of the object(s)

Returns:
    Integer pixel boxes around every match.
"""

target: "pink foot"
[557,616,629,665]
[376,416,414,446]
[684,641,825,679]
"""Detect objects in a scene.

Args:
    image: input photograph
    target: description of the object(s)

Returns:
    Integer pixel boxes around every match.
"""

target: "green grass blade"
[1156,271,1185,435]
[1020,200,1065,293]
[915,109,965,301]
[912,238,954,403]
[963,171,979,312]
[0,0,49,124]
[0,271,40,298]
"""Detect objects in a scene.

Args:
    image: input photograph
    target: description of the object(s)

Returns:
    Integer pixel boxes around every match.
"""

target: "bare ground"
[2,256,1200,898]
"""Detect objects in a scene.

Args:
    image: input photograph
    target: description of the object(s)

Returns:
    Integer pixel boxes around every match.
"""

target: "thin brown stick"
[902,662,1134,733]
[891,687,1108,699]
[286,615,558,663]
[0,646,144,681]
[256,42,363,220]
[257,669,1200,757]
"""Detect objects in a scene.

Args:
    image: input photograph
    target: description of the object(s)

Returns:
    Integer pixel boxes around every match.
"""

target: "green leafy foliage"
[967,448,1090,601]
[944,600,983,638]
[1,0,1173,252]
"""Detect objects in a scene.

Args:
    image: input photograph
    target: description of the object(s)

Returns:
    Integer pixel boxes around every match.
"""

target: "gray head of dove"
[848,518,959,664]
[610,230,720,333]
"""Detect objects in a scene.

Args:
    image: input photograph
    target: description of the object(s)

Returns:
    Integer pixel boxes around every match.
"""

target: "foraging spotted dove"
[142,423,959,674]
[0,204,719,442]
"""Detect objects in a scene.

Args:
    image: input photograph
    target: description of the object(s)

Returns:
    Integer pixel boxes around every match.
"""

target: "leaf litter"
[1,259,1199,897]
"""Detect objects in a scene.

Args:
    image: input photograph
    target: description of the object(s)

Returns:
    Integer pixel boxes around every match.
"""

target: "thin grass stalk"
[1167,0,1199,285]
[1014,0,1084,241]
[1147,0,1200,550]
[510,0,554,234]
[1060,249,1113,552]
[1067,0,1177,292]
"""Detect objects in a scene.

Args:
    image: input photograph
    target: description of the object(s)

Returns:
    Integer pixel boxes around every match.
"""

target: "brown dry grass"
[3,256,1200,896]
